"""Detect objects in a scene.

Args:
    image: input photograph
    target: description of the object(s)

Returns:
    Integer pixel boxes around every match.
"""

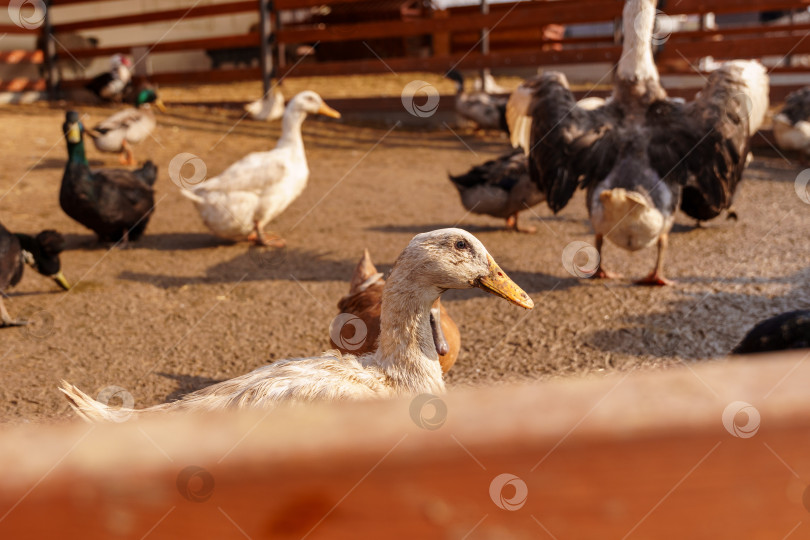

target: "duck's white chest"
[256,163,308,225]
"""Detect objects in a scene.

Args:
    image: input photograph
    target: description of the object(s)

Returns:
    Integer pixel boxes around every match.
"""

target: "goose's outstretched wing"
[679,60,769,220]
[518,72,620,213]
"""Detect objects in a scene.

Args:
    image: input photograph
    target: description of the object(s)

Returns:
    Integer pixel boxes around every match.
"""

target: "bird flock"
[1,0,808,422]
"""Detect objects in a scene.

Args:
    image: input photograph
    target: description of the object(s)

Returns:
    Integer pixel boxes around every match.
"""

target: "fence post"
[42,0,57,100]
[258,0,274,96]
[479,0,489,87]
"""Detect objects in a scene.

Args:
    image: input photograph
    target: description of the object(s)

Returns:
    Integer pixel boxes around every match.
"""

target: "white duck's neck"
[616,0,665,103]
[276,107,307,153]
[372,263,445,395]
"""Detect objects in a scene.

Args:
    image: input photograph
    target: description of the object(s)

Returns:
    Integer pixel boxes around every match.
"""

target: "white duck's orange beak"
[474,254,533,309]
[317,102,341,119]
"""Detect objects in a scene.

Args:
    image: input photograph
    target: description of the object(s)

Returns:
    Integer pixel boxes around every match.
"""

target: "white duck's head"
[389,228,534,309]
[285,91,341,119]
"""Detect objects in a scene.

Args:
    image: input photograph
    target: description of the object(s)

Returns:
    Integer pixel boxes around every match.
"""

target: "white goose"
[60,229,533,421]
[180,91,340,247]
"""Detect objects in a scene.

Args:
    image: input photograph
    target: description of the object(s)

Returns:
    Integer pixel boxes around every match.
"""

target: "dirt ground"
[0,78,808,424]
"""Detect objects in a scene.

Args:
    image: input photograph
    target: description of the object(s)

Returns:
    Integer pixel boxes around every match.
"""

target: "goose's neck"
[615,0,666,104]
[277,109,306,151]
[372,266,445,395]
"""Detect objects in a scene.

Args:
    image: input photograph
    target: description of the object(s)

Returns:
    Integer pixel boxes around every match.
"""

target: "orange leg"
[635,233,674,286]
[505,213,537,234]
[590,234,622,280]
[251,221,286,248]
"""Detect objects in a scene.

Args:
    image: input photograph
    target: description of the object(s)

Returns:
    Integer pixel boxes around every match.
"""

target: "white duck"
[87,88,166,165]
[60,228,533,421]
[180,91,340,247]
[244,87,285,121]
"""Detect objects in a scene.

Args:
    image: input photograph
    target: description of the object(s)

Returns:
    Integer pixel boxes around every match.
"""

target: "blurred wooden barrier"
[0,10,42,93]
[1,351,810,538]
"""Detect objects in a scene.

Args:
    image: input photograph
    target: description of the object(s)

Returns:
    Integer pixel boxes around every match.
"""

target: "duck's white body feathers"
[60,229,532,421]
[180,92,329,241]
[245,88,285,121]
[773,87,810,154]
[182,148,305,238]
[90,106,157,153]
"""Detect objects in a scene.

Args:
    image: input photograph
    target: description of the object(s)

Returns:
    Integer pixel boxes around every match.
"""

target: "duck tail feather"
[178,188,204,203]
[348,249,382,295]
[59,380,136,423]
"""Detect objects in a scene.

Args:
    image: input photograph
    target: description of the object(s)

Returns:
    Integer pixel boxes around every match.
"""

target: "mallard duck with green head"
[61,111,157,245]
[86,88,166,166]
[0,222,70,327]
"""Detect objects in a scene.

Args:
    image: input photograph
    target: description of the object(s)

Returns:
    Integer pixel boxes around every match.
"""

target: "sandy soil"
[0,83,808,424]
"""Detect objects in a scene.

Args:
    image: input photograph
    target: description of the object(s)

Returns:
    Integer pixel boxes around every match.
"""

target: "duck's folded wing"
[526,72,619,213]
[195,152,288,193]
[94,108,141,131]
[677,62,767,219]
[450,149,528,192]
[93,168,155,211]
[174,355,386,410]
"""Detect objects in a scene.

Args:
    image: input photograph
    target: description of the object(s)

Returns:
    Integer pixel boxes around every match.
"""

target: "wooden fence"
[1,0,810,99]
[0,350,809,538]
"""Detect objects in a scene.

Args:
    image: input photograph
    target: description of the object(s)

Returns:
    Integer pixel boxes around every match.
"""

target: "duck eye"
[455,240,466,250]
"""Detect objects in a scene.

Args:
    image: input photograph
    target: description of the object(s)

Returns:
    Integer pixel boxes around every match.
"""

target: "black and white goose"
[507,0,768,285]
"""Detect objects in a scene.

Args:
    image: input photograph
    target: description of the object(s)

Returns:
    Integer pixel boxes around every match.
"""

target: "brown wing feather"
[677,62,766,220]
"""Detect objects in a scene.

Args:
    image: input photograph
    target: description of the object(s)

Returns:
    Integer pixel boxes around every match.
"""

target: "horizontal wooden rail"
[0,23,38,34]
[0,78,46,92]
[0,50,43,64]
[62,33,262,60]
[51,0,256,33]
[667,0,810,15]
[662,33,810,61]
[0,351,809,538]
[442,0,810,17]
[277,47,622,78]
[276,2,623,45]
[60,66,262,88]
[48,0,130,4]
